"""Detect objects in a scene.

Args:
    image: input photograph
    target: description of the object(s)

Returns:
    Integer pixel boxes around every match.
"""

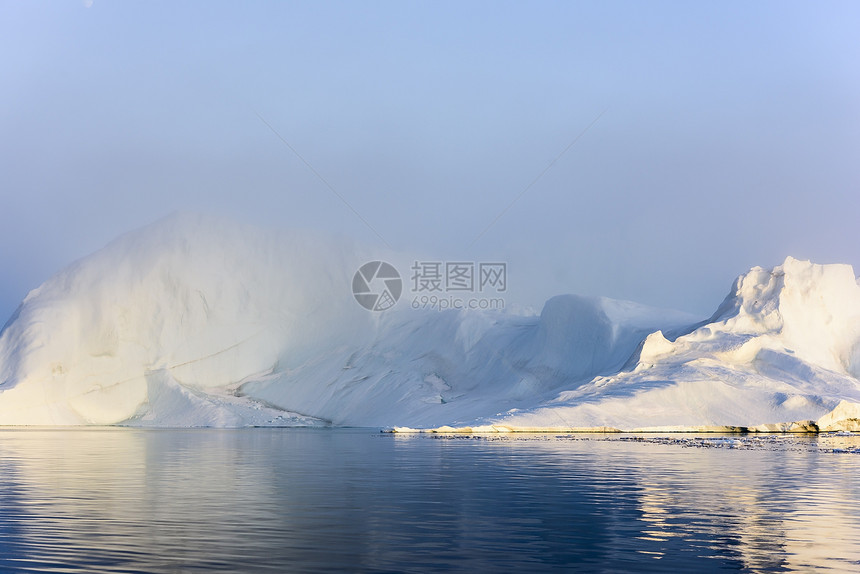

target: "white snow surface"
[493,256,860,431]
[0,213,373,426]
[1,213,859,429]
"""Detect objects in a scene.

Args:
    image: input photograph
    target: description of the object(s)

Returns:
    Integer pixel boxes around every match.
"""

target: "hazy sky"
[1,1,858,320]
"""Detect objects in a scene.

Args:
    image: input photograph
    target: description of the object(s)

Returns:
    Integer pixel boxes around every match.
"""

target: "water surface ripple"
[0,429,857,573]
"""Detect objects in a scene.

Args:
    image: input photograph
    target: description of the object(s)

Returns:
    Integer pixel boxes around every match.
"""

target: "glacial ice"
[1,214,859,431]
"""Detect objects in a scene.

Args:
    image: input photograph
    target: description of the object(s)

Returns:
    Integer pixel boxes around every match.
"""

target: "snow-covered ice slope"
[489,257,860,431]
[0,213,373,425]
[242,293,697,427]
[1,214,859,429]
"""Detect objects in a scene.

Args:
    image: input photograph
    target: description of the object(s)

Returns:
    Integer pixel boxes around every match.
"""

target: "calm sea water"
[0,428,858,573]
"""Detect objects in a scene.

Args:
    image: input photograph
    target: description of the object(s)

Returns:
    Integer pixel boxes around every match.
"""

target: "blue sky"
[1,0,858,320]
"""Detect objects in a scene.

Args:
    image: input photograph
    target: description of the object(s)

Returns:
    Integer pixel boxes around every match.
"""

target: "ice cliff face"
[0,214,858,430]
[704,257,860,377]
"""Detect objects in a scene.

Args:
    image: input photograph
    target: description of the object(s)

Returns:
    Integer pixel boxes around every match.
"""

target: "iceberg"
[1,214,859,431]
[482,257,860,432]
[0,213,374,426]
